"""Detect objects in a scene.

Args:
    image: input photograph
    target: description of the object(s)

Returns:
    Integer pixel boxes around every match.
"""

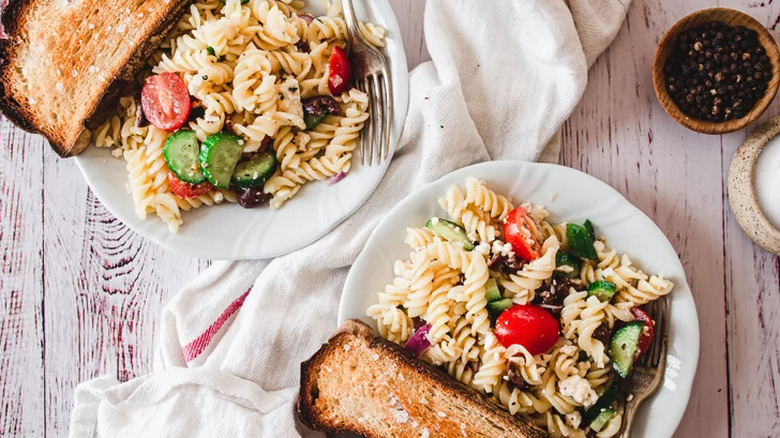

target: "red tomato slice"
[141,72,191,131]
[168,171,212,199]
[630,307,655,359]
[495,304,560,355]
[503,207,542,262]
[328,46,352,96]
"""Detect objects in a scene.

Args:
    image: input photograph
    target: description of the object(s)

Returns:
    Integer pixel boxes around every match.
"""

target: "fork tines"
[642,297,668,369]
[340,0,392,167]
[356,71,391,166]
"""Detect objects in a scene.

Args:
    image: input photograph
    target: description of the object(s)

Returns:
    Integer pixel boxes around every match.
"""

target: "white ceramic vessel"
[75,0,409,260]
[340,160,700,438]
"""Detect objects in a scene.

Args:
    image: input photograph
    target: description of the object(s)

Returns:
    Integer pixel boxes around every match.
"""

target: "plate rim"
[339,160,700,438]
[73,0,409,260]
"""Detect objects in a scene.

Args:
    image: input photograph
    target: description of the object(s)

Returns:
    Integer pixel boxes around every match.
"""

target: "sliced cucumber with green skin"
[589,408,615,432]
[487,298,513,316]
[485,278,501,302]
[583,383,622,424]
[584,219,596,241]
[199,133,245,189]
[232,151,277,188]
[567,223,598,260]
[609,321,645,378]
[555,252,581,278]
[304,113,327,130]
[425,217,474,251]
[163,130,206,184]
[587,280,617,302]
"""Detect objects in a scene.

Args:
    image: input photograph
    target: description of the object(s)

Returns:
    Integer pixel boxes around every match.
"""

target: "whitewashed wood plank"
[562,1,730,436]
[719,4,780,436]
[722,165,780,436]
[39,143,210,436]
[0,117,45,437]
[711,1,780,435]
[388,0,430,69]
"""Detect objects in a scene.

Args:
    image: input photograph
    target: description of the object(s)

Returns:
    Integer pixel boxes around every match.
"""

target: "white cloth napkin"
[68,1,630,436]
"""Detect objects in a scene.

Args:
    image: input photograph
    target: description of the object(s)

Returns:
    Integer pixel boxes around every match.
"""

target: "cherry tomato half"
[495,304,560,355]
[168,171,212,199]
[141,72,191,131]
[504,207,542,262]
[630,307,655,359]
[328,46,352,96]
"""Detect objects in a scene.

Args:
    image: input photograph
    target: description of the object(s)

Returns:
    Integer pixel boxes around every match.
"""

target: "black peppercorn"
[664,21,772,122]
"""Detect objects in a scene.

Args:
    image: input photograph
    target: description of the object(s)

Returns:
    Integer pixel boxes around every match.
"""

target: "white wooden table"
[1,0,779,436]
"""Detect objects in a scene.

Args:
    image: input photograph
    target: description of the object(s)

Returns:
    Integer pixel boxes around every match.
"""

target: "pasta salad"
[92,0,385,232]
[367,178,674,438]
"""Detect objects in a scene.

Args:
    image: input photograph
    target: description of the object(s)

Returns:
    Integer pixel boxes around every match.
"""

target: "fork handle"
[339,0,361,43]
[618,399,640,438]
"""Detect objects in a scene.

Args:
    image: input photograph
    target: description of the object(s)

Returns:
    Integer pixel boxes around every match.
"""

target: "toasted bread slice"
[0,0,192,157]
[298,319,551,438]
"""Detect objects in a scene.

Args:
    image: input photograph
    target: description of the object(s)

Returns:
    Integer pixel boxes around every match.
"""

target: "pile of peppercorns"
[664,21,772,122]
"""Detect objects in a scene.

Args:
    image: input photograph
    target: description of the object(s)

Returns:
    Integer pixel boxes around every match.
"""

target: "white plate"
[340,161,700,438]
[75,0,409,260]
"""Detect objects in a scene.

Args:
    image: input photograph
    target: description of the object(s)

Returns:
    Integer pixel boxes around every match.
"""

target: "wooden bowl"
[652,8,780,134]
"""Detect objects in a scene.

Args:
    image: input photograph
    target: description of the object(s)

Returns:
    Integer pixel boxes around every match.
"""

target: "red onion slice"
[327,171,346,186]
[404,323,431,358]
[297,13,315,24]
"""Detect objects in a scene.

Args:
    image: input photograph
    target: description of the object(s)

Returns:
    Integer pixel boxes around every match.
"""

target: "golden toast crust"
[298,319,551,438]
[0,0,192,157]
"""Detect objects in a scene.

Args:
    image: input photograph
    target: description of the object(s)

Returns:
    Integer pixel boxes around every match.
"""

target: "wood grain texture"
[1,0,780,437]
[720,1,780,436]
[0,117,45,437]
[38,146,212,435]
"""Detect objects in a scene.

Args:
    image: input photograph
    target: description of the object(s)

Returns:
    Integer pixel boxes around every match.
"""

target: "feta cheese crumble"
[558,375,598,407]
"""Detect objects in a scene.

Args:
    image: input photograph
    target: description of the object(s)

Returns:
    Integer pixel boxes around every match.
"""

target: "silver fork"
[340,0,392,166]
[619,297,669,437]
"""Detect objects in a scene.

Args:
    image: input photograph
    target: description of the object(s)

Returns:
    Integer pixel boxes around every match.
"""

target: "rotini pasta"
[91,0,384,231]
[368,178,675,438]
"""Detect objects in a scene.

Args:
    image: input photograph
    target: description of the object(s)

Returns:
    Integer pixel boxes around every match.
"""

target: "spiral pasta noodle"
[91,0,385,231]
[368,178,673,438]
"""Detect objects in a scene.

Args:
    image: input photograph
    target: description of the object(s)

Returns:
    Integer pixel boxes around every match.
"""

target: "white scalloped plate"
[340,161,699,438]
[75,0,408,260]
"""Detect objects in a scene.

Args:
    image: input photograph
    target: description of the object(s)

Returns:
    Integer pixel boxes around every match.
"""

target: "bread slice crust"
[298,319,551,438]
[0,0,192,157]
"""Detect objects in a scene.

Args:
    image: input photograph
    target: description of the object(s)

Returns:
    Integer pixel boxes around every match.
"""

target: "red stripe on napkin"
[183,288,251,362]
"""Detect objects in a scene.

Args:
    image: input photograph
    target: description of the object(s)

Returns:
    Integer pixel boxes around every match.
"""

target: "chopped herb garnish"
[206,46,215,57]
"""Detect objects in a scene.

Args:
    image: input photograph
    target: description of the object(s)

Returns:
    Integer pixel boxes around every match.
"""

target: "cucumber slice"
[589,408,615,432]
[583,383,621,424]
[583,219,596,241]
[485,278,501,302]
[304,113,327,130]
[609,321,645,378]
[425,217,474,251]
[555,252,581,278]
[232,151,277,188]
[487,298,513,316]
[587,280,617,302]
[199,133,245,189]
[567,223,597,260]
[163,130,206,184]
